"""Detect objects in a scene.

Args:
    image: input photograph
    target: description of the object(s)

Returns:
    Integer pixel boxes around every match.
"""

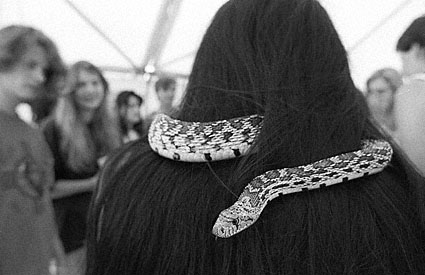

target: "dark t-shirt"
[42,117,98,253]
[0,111,57,275]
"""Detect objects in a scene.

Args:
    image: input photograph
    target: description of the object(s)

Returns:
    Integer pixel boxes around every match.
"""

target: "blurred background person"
[0,25,66,275]
[41,60,121,274]
[365,67,402,135]
[145,76,178,130]
[115,90,144,143]
[155,76,177,116]
[394,15,425,176]
[86,0,425,274]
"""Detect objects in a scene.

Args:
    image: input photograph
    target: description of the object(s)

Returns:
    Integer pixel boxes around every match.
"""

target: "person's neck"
[80,109,95,123]
[126,121,135,130]
[159,103,173,115]
[0,92,19,115]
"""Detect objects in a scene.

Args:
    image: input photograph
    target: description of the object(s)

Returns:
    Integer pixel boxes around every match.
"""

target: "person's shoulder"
[0,112,37,137]
[406,73,425,82]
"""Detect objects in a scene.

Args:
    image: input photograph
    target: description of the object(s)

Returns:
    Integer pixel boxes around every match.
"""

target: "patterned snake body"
[212,139,392,237]
[148,114,393,238]
[148,114,263,162]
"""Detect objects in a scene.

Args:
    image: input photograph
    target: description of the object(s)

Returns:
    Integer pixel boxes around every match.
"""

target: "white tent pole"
[62,0,139,73]
[141,0,184,73]
[159,50,197,68]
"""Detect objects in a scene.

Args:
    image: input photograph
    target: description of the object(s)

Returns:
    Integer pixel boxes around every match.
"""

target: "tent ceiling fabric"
[141,0,184,73]
[0,0,424,89]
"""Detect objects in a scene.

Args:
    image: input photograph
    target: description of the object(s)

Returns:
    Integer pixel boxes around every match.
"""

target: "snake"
[148,114,393,238]
[148,114,263,162]
[212,139,392,237]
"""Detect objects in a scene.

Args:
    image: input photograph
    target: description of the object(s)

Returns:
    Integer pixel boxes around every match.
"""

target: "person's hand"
[50,236,66,275]
[12,143,45,198]
[15,157,44,198]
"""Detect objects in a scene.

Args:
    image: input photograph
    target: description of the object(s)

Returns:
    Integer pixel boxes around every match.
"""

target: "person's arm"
[50,174,98,199]
[42,184,66,275]
[394,80,425,176]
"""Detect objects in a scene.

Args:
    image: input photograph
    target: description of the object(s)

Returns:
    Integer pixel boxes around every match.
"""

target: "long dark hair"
[115,90,143,136]
[87,0,425,274]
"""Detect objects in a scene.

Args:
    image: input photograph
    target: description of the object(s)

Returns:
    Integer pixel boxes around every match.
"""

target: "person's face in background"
[367,77,393,115]
[121,95,141,125]
[157,83,176,107]
[0,44,47,103]
[74,69,105,111]
[399,43,425,76]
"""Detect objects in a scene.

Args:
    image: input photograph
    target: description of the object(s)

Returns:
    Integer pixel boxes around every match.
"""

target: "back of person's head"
[87,1,425,274]
[0,25,65,121]
[154,76,176,92]
[397,15,425,52]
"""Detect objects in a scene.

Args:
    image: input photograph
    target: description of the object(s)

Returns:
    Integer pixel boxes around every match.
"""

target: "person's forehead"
[369,78,390,89]
[19,44,48,67]
[78,70,100,81]
[128,95,141,105]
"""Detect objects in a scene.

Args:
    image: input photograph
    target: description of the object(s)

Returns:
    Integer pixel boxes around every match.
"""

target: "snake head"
[212,199,260,238]
[212,211,240,238]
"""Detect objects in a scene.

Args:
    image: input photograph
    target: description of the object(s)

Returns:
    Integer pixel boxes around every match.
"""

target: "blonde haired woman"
[42,60,121,273]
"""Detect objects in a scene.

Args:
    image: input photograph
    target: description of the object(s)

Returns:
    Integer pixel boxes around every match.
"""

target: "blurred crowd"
[0,25,179,274]
[0,2,425,275]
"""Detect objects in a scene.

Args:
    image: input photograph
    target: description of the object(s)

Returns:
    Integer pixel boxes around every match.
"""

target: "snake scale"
[148,114,393,238]
[149,114,263,162]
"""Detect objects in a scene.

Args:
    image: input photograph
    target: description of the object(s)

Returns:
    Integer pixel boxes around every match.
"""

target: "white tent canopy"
[1,0,424,94]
